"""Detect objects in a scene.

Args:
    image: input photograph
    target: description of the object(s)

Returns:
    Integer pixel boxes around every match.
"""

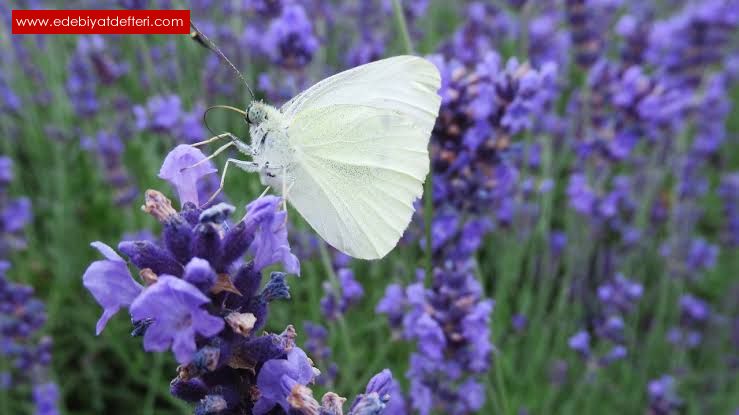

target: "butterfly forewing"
[281,56,441,259]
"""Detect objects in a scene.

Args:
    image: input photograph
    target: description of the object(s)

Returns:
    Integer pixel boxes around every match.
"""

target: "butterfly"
[188,25,441,260]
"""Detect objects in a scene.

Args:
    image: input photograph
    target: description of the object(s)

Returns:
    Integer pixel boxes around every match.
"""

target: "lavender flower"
[247,196,300,275]
[378,263,494,414]
[253,346,316,414]
[130,276,225,363]
[429,51,556,216]
[0,70,21,114]
[648,375,682,414]
[719,172,739,246]
[159,145,217,207]
[82,241,143,335]
[441,2,512,65]
[647,0,738,88]
[33,382,60,415]
[80,145,411,415]
[134,95,207,144]
[570,273,642,368]
[303,321,338,385]
[1,263,59,415]
[667,294,711,349]
[568,330,591,357]
[261,3,320,70]
[321,268,364,320]
[66,35,127,117]
[82,130,139,206]
[0,156,32,257]
[565,0,608,68]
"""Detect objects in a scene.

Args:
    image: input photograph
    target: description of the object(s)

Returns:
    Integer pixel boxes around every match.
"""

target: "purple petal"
[129,276,223,363]
[82,242,143,335]
[159,145,217,206]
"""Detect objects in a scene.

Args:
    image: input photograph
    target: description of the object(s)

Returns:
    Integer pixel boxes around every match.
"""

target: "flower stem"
[318,242,357,379]
[392,0,415,55]
[391,0,432,281]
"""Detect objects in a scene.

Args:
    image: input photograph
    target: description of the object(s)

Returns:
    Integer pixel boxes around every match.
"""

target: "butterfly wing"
[281,57,441,259]
[281,55,441,132]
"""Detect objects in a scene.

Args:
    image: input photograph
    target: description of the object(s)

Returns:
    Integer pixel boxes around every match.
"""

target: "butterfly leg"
[200,158,260,208]
[190,132,237,147]
[258,186,271,198]
[281,165,288,212]
[182,141,235,172]
[191,132,255,157]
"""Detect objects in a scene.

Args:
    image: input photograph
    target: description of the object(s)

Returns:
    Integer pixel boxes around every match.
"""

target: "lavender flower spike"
[82,241,143,335]
[129,275,224,363]
[159,145,217,206]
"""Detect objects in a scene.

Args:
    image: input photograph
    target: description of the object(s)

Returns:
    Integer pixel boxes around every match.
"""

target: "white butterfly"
[193,56,442,259]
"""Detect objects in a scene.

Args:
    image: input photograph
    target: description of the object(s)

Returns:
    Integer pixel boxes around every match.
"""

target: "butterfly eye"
[245,108,252,124]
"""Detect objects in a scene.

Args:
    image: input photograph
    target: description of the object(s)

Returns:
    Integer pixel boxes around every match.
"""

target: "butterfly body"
[246,102,295,190]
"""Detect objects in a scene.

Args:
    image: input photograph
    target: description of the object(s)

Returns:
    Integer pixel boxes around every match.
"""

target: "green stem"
[495,354,511,415]
[318,243,356,379]
[392,0,431,281]
[392,0,415,55]
[142,352,165,415]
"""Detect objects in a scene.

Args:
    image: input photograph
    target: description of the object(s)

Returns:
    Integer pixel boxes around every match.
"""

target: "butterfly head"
[245,102,270,126]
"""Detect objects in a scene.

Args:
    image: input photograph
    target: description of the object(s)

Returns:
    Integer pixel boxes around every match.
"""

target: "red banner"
[12,9,190,35]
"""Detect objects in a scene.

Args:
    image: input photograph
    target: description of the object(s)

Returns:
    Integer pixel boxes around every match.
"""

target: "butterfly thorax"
[247,102,294,191]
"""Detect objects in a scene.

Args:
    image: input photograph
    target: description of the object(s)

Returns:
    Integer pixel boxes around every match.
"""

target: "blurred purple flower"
[262,4,319,69]
[321,268,364,320]
[1,263,58,415]
[568,330,590,357]
[719,172,739,246]
[648,375,682,414]
[33,382,60,415]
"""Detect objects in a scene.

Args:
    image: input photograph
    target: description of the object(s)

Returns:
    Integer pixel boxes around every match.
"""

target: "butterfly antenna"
[189,21,255,100]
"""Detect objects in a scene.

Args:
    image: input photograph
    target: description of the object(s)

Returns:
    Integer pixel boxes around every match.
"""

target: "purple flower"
[648,375,682,414]
[385,263,493,414]
[680,294,710,323]
[158,145,217,207]
[1,197,31,234]
[303,321,336,385]
[253,346,316,414]
[1,263,58,415]
[82,184,302,413]
[413,314,446,360]
[567,174,597,215]
[82,241,143,335]
[247,196,300,275]
[338,268,364,303]
[597,273,643,315]
[719,172,739,246]
[83,130,138,206]
[134,94,183,132]
[686,238,719,273]
[33,382,60,415]
[261,4,320,69]
[568,330,590,356]
[511,314,528,332]
[321,267,364,320]
[129,275,224,363]
[0,156,12,185]
[376,283,406,330]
